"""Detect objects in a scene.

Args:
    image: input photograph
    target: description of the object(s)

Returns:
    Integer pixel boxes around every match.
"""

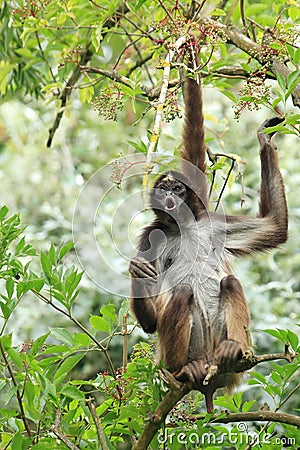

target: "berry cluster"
[92,87,124,122]
[59,45,85,67]
[234,75,271,119]
[110,154,133,189]
[163,91,182,123]
[99,368,133,403]
[13,0,48,22]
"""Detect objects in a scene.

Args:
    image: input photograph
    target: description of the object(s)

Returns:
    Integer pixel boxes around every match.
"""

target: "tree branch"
[213,410,300,427]
[47,2,130,147]
[47,46,92,148]
[52,410,80,450]
[132,346,298,450]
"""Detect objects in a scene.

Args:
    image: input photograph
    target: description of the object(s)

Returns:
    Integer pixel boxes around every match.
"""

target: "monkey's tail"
[182,76,206,174]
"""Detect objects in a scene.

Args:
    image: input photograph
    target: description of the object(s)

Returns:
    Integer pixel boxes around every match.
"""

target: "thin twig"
[52,410,80,450]
[214,158,235,211]
[87,398,109,450]
[123,313,129,371]
[240,0,250,38]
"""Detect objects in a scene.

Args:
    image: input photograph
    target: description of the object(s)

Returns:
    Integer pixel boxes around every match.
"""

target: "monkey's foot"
[173,359,208,389]
[243,347,254,360]
[215,340,243,371]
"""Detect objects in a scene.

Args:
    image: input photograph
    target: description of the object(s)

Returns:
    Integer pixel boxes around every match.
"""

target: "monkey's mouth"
[165,198,176,211]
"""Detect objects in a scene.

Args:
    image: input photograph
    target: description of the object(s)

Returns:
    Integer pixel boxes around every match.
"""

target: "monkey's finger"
[132,255,156,271]
[131,262,157,278]
[130,267,156,279]
[129,264,157,280]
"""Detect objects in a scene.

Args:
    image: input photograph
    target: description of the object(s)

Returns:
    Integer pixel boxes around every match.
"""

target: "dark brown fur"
[129,74,288,413]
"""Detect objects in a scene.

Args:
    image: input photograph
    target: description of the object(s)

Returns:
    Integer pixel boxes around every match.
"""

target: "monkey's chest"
[156,225,228,313]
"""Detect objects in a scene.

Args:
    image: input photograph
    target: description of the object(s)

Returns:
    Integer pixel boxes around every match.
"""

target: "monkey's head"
[150,171,198,223]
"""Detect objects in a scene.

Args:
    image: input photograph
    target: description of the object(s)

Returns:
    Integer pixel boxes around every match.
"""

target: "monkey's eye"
[174,185,184,193]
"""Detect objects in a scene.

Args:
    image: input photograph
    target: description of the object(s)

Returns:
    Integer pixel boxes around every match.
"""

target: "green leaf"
[73,333,91,347]
[59,242,74,260]
[49,244,57,266]
[54,354,84,381]
[65,270,83,298]
[41,345,70,354]
[288,7,299,22]
[7,348,24,371]
[40,252,52,279]
[250,371,266,384]
[80,85,94,104]
[6,278,14,299]
[90,315,109,333]
[294,47,300,65]
[100,303,116,322]
[4,385,18,404]
[221,90,237,103]
[0,408,18,418]
[17,278,44,297]
[276,73,286,94]
[263,328,288,343]
[271,371,282,385]
[51,328,74,346]
[0,334,12,351]
[0,205,9,221]
[210,8,226,16]
[287,330,299,350]
[241,399,256,412]
[30,333,50,356]
[60,385,85,401]
[91,26,103,52]
[128,139,148,154]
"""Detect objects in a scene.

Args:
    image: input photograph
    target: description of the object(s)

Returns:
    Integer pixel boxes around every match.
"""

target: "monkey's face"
[150,172,192,222]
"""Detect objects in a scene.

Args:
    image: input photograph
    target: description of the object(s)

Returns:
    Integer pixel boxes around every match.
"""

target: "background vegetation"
[0,0,299,448]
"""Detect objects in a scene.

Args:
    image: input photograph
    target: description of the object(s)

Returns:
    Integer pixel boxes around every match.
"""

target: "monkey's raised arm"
[181,77,209,210]
[225,117,288,256]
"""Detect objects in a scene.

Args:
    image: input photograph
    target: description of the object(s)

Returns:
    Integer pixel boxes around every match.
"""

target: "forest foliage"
[0,1,300,449]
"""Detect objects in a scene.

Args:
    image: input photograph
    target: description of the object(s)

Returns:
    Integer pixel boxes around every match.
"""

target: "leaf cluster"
[0,206,299,449]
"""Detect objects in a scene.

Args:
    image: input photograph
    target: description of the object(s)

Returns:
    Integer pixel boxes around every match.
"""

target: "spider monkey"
[129,61,288,413]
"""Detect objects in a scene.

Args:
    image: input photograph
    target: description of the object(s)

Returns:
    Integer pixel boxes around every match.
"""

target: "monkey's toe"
[173,360,207,388]
[215,340,243,371]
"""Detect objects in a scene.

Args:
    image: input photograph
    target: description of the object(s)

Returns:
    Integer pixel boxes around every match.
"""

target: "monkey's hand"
[214,339,243,371]
[129,256,157,280]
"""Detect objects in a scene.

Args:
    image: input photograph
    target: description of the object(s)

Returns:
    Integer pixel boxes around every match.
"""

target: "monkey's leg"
[162,285,208,390]
[129,256,158,334]
[157,284,200,374]
[214,275,250,371]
